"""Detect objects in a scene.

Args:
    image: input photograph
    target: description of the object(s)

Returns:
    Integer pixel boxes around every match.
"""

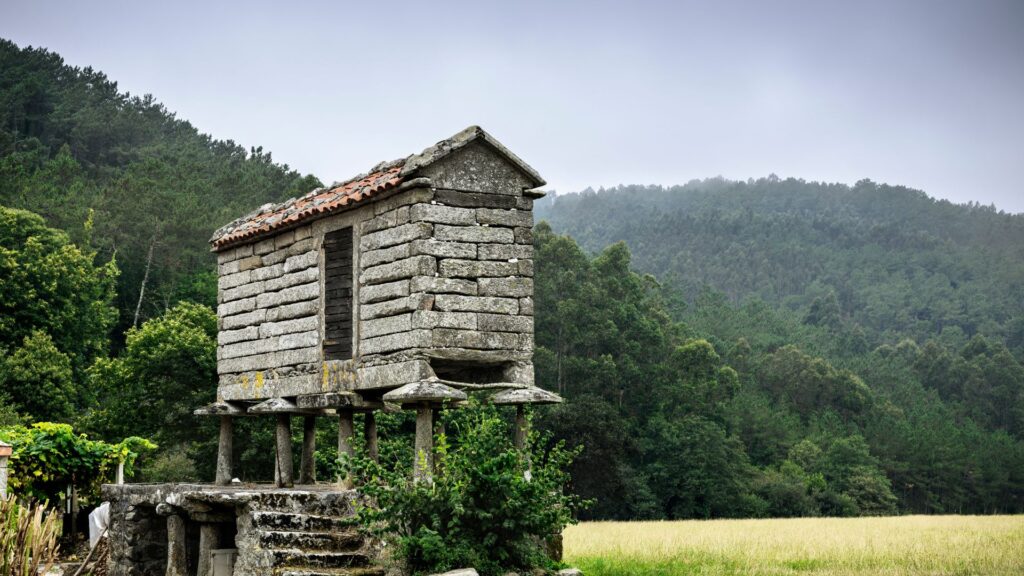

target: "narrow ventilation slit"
[429,359,510,385]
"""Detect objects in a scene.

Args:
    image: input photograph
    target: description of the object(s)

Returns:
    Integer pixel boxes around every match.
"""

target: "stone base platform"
[102,483,383,576]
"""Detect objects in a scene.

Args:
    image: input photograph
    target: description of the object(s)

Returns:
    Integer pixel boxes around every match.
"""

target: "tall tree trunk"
[133,238,156,327]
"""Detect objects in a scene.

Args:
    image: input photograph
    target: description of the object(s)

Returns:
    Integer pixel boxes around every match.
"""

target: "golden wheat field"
[563,515,1024,575]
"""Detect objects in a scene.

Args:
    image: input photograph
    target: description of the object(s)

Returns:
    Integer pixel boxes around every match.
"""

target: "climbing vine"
[0,423,156,503]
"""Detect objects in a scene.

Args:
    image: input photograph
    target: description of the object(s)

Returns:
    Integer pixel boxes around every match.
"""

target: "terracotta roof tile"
[211,162,405,250]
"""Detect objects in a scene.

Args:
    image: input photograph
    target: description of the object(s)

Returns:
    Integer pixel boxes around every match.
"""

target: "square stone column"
[0,440,11,499]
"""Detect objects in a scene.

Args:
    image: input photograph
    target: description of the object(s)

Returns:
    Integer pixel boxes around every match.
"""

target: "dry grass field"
[563,515,1024,575]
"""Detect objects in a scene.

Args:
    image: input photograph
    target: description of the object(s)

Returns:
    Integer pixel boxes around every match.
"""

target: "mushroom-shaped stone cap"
[383,379,468,406]
[490,387,563,405]
[193,400,248,416]
[248,397,325,414]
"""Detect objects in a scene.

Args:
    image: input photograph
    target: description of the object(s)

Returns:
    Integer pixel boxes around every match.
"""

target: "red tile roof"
[211,161,405,250]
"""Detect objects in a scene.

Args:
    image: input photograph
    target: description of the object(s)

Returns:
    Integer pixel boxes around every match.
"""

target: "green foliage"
[0,331,74,421]
[346,404,585,576]
[760,345,872,420]
[0,205,117,419]
[134,445,199,483]
[0,497,62,576]
[85,301,216,448]
[0,423,155,503]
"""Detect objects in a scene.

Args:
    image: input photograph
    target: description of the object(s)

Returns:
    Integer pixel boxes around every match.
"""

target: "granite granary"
[103,126,562,576]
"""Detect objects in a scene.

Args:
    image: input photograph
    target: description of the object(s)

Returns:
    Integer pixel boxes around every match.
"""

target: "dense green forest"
[535,183,1024,516]
[2,39,1023,519]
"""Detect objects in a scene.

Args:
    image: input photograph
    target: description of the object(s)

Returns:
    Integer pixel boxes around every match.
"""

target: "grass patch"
[564,515,1024,575]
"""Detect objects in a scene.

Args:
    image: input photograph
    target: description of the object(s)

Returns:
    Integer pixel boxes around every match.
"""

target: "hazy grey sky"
[3,0,1022,212]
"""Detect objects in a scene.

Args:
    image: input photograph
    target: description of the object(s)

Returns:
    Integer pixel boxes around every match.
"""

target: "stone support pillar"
[490,387,565,482]
[165,513,188,576]
[299,415,316,485]
[414,405,434,483]
[513,405,528,451]
[337,410,355,489]
[275,414,294,488]
[364,412,379,463]
[216,416,233,486]
[515,405,533,479]
[197,524,220,576]
[194,401,246,485]
[382,380,468,484]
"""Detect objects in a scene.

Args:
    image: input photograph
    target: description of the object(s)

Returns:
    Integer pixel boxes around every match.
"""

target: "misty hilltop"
[536,178,1024,350]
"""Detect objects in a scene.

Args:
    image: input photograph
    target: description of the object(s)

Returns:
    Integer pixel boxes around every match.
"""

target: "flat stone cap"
[0,440,11,457]
[490,387,563,405]
[296,392,383,412]
[248,397,324,414]
[383,379,468,405]
[193,401,248,416]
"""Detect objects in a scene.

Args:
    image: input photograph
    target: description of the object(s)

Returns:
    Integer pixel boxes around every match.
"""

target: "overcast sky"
[2,0,1022,212]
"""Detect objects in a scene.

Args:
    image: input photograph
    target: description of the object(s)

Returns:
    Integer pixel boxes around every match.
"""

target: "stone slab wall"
[216,218,331,399]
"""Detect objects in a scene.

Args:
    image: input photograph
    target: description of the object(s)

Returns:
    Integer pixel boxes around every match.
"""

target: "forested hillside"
[534,181,1024,516]
[536,179,1024,349]
[0,39,320,338]
[2,39,1022,520]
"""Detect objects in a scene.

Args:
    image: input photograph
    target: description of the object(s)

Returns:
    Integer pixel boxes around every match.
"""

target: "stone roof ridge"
[401,125,546,188]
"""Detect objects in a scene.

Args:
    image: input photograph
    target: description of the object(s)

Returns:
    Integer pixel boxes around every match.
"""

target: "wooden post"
[166,514,187,576]
[337,410,355,489]
[364,412,379,463]
[299,415,316,485]
[197,524,219,576]
[414,405,433,483]
[70,484,78,548]
[216,416,233,486]
[275,414,293,488]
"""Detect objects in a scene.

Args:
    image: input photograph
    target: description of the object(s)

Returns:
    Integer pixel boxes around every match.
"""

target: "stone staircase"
[235,490,386,576]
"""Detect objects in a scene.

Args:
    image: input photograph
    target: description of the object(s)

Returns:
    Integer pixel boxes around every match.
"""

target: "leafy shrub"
[135,444,199,483]
[0,423,155,503]
[0,496,61,576]
[345,403,587,576]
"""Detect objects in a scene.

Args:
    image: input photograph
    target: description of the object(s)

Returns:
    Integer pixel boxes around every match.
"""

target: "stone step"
[252,511,354,533]
[270,550,371,569]
[259,529,364,551]
[252,491,359,516]
[276,568,386,576]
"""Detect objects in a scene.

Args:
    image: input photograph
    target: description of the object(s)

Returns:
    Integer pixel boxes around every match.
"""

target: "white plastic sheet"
[88,501,110,549]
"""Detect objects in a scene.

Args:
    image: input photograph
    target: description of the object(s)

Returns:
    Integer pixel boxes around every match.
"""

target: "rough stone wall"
[215,140,540,400]
[355,189,535,368]
[103,484,375,576]
[216,221,329,398]
[105,490,168,576]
